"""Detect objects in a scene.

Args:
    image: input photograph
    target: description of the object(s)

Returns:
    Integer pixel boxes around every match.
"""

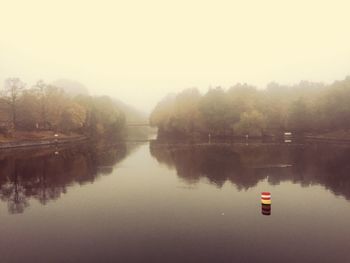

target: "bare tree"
[1,78,25,130]
[33,80,49,129]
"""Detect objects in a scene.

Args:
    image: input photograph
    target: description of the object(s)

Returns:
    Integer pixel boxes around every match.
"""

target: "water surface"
[0,142,350,262]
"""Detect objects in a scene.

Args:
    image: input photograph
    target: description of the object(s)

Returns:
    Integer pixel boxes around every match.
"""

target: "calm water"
[1,141,350,263]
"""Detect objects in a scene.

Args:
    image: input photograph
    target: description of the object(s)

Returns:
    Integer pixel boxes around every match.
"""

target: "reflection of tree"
[150,143,267,189]
[150,141,350,199]
[0,160,29,214]
[0,142,133,214]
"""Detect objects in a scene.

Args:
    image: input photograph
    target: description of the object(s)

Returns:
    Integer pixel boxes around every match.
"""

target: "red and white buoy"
[261,192,271,205]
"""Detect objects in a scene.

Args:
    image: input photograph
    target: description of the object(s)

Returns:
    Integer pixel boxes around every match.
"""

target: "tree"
[233,110,267,136]
[164,88,203,136]
[1,78,25,130]
[45,86,70,131]
[317,77,350,131]
[287,98,311,132]
[59,102,87,133]
[33,80,50,129]
[17,89,40,130]
[150,94,176,135]
[199,87,231,135]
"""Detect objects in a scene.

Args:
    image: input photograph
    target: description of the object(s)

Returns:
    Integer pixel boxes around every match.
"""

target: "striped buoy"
[261,192,271,205]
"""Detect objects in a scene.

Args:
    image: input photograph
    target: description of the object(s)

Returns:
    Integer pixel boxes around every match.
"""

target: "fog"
[1,0,349,113]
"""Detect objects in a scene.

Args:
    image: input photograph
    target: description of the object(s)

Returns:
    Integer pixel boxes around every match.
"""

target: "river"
[0,141,350,262]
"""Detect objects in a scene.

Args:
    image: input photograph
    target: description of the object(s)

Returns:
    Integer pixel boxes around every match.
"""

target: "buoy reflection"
[261,204,271,216]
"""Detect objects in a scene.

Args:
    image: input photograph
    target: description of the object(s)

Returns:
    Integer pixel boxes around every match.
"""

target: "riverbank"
[0,131,88,149]
[304,130,350,143]
[155,130,350,145]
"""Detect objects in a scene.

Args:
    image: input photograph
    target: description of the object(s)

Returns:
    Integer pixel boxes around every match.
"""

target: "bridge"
[126,122,151,127]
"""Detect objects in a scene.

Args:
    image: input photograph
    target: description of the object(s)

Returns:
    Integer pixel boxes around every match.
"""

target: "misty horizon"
[1,75,349,114]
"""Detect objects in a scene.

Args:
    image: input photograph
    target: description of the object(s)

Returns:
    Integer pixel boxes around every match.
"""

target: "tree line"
[0,78,126,139]
[150,76,350,138]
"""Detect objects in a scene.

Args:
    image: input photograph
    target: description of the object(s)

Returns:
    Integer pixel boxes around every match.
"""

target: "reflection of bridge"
[126,122,151,127]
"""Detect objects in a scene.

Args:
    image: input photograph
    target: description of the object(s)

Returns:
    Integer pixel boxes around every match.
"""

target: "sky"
[0,0,349,113]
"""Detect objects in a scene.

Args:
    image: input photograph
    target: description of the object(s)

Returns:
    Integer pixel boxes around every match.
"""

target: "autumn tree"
[75,95,125,139]
[59,102,87,133]
[150,94,176,136]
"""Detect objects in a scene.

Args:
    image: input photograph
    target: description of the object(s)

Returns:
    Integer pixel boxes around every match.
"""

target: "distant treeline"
[150,76,350,138]
[0,78,125,139]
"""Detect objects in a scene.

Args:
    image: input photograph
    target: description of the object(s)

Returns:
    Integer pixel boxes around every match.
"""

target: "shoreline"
[152,135,350,145]
[0,135,88,149]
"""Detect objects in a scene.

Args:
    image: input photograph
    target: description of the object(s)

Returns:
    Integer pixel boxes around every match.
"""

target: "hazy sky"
[0,0,349,113]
